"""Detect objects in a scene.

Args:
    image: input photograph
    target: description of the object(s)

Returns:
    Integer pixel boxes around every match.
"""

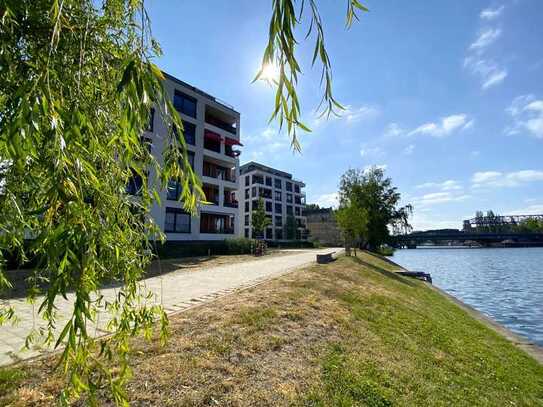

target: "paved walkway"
[0,248,342,366]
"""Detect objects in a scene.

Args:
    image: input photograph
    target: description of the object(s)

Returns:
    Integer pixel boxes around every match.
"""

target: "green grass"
[1,251,541,406]
[303,252,543,406]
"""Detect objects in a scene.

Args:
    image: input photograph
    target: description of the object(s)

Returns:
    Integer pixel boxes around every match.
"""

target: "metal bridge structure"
[462,214,543,231]
[393,230,543,248]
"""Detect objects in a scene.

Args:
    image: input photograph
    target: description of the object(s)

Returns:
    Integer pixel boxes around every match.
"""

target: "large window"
[287,205,293,215]
[265,176,272,186]
[252,175,264,185]
[252,187,257,197]
[286,193,293,203]
[295,207,301,216]
[294,184,301,193]
[275,215,283,227]
[286,181,293,192]
[182,121,196,145]
[164,208,191,233]
[126,171,143,196]
[167,180,182,200]
[275,191,282,201]
[244,201,249,212]
[245,214,250,226]
[275,203,282,213]
[245,188,250,199]
[173,90,197,118]
[265,201,273,212]
[245,176,250,186]
[274,178,282,189]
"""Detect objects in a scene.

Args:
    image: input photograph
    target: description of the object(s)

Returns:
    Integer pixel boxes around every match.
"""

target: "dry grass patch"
[1,251,542,406]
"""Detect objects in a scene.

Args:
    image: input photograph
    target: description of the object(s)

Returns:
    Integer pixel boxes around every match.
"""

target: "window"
[265,201,273,212]
[275,191,282,201]
[265,176,272,186]
[252,187,257,197]
[164,208,191,233]
[182,121,196,145]
[244,228,249,238]
[295,207,301,216]
[276,229,283,240]
[287,205,293,215]
[294,184,300,193]
[274,178,282,189]
[245,188,250,199]
[173,90,197,118]
[295,195,302,205]
[275,216,283,227]
[286,193,293,203]
[266,227,273,240]
[244,201,249,212]
[275,203,282,213]
[286,181,293,192]
[252,175,264,185]
[148,108,155,132]
[126,171,143,196]
[167,180,182,200]
[245,176,250,186]
[252,200,258,210]
[245,214,250,226]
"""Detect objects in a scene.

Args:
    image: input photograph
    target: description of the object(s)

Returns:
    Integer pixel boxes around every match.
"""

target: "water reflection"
[392,247,543,346]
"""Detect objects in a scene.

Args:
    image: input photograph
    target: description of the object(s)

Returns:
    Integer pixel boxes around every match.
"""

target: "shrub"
[225,237,253,255]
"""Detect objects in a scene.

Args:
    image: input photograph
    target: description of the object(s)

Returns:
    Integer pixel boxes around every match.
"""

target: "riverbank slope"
[1,252,542,405]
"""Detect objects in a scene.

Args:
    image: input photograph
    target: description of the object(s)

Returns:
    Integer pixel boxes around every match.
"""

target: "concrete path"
[0,248,342,366]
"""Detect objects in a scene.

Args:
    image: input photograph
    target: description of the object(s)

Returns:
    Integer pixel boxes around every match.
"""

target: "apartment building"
[144,72,242,240]
[239,162,307,241]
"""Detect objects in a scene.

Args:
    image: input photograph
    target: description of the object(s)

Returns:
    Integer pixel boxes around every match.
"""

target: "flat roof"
[240,161,305,186]
[162,71,239,115]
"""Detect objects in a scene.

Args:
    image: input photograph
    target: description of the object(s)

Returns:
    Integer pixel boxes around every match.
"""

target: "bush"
[310,238,322,248]
[225,237,253,255]
[376,246,395,256]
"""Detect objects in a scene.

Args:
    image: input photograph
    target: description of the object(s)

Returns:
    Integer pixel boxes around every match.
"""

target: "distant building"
[139,72,242,241]
[304,207,343,246]
[239,162,307,240]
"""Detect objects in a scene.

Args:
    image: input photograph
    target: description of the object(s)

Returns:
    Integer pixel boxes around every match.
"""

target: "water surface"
[392,247,543,346]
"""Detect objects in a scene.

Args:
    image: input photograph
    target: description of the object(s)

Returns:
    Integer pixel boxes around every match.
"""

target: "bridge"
[393,231,543,248]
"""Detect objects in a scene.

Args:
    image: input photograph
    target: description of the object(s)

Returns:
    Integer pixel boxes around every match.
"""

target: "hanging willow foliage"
[0,0,365,404]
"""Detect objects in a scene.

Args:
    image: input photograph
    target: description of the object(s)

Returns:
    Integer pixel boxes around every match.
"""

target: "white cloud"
[403,144,415,155]
[470,28,502,51]
[383,123,404,138]
[416,179,462,191]
[312,104,379,128]
[412,191,470,208]
[363,164,387,174]
[360,146,384,158]
[314,192,339,209]
[472,170,543,188]
[408,114,470,137]
[509,204,543,216]
[470,150,480,158]
[480,5,505,21]
[506,95,543,139]
[464,57,508,90]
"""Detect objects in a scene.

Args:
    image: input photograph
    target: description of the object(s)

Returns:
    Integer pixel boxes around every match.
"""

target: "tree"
[252,197,271,239]
[0,1,367,403]
[339,166,412,251]
[285,215,298,240]
[335,201,368,256]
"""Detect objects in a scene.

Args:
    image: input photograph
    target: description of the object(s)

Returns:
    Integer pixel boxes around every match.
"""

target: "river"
[391,247,543,346]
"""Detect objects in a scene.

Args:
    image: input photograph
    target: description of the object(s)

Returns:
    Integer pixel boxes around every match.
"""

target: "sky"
[147,0,543,231]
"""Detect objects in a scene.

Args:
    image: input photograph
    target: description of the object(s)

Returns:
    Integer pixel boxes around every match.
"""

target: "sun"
[259,62,279,82]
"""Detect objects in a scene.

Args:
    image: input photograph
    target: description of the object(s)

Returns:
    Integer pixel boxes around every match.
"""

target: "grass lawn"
[1,252,542,405]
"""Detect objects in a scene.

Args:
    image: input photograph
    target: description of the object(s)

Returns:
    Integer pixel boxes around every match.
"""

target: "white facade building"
[239,162,307,241]
[145,73,241,241]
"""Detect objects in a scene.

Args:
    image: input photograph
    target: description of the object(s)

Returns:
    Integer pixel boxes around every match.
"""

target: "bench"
[316,252,336,264]
[396,271,432,284]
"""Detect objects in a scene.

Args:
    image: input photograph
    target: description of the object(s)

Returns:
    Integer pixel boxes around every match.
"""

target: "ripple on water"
[392,248,543,347]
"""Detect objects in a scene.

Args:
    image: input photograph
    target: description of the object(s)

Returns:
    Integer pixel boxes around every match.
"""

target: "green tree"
[335,201,368,256]
[285,215,298,240]
[339,166,412,251]
[0,0,367,403]
[251,197,271,239]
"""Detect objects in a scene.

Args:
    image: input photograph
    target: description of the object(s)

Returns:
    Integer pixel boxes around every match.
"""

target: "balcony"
[203,161,236,182]
[204,130,221,153]
[205,105,237,135]
[203,184,219,206]
[224,190,238,208]
[200,213,235,234]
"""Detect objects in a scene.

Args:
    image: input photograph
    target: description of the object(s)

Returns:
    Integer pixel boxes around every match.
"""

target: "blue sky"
[147,0,543,230]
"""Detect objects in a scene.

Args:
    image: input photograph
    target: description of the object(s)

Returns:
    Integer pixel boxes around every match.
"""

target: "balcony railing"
[205,115,236,135]
[224,201,239,208]
[203,162,236,182]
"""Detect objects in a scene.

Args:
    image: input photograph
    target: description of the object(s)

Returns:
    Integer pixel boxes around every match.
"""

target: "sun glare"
[260,63,278,82]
